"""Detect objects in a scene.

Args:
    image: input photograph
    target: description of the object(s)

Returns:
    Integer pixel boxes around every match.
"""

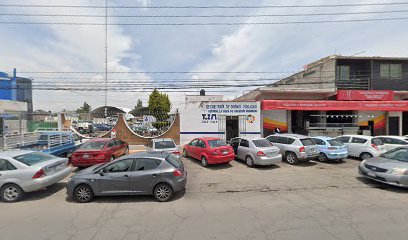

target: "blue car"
[310,136,348,162]
[93,123,112,131]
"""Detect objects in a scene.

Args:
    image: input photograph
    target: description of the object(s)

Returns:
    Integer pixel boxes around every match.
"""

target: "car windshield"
[381,148,408,162]
[208,139,228,148]
[155,141,176,149]
[13,152,56,166]
[327,140,343,146]
[166,154,183,168]
[79,141,106,150]
[252,139,273,148]
[300,138,315,146]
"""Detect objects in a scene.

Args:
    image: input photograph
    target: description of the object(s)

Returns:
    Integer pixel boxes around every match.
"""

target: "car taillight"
[173,169,183,177]
[371,144,379,151]
[328,147,336,150]
[211,150,218,155]
[257,151,266,156]
[32,169,45,179]
[299,146,305,152]
[173,151,180,155]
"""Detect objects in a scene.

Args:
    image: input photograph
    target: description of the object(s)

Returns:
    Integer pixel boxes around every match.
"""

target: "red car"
[183,137,235,167]
[71,138,129,167]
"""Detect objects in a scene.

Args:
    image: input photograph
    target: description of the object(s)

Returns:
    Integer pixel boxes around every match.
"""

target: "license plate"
[83,154,90,158]
[222,151,228,155]
[367,171,376,178]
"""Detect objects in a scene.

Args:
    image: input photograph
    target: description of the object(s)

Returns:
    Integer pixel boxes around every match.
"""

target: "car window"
[351,137,367,144]
[382,148,408,162]
[114,140,123,146]
[107,140,116,148]
[13,152,55,166]
[239,139,250,148]
[300,138,315,146]
[79,141,106,150]
[311,138,325,145]
[155,140,176,149]
[380,137,408,145]
[252,139,273,148]
[197,140,207,148]
[105,159,134,173]
[277,137,288,144]
[135,158,160,171]
[208,139,228,148]
[287,138,295,144]
[327,140,343,146]
[371,138,383,145]
[0,159,17,171]
[166,154,183,169]
[230,138,240,147]
[266,136,278,143]
[190,139,198,146]
[336,136,350,143]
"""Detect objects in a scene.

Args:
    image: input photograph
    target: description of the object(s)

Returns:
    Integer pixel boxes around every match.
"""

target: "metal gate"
[217,115,226,140]
[239,115,247,137]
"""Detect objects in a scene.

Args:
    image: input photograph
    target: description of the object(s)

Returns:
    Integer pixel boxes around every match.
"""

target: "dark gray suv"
[66,152,187,202]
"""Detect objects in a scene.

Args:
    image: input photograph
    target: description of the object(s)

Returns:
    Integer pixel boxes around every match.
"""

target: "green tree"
[148,89,171,120]
[76,102,91,114]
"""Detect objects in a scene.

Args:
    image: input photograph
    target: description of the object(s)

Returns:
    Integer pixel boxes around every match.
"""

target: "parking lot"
[1,156,407,240]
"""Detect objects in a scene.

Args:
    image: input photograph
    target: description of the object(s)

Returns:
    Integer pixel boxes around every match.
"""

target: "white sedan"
[0,150,72,202]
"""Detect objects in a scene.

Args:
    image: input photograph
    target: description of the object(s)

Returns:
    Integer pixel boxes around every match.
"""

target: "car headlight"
[388,167,408,175]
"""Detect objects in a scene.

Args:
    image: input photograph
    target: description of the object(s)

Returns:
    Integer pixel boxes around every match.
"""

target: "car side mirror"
[99,169,107,176]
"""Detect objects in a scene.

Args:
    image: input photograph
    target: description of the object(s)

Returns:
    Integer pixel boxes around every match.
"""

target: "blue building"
[0,69,33,112]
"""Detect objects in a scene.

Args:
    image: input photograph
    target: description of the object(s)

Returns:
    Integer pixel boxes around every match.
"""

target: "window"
[252,139,273,148]
[135,158,160,171]
[13,152,55,166]
[380,63,402,79]
[80,141,106,150]
[197,140,206,148]
[0,159,17,171]
[336,65,350,80]
[311,138,325,145]
[166,154,183,169]
[239,139,250,148]
[300,138,315,146]
[155,140,176,149]
[230,138,240,148]
[371,138,384,145]
[380,137,408,145]
[277,137,288,144]
[382,148,408,162]
[104,159,134,173]
[266,136,278,143]
[287,138,295,144]
[336,136,350,143]
[190,139,198,146]
[351,137,367,144]
[107,141,116,148]
[327,140,343,146]
[208,139,228,148]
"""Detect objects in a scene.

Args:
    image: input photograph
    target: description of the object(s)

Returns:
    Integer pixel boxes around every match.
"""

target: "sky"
[0,0,408,112]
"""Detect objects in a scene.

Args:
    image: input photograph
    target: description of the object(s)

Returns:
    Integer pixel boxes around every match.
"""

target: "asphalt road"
[1,157,407,240]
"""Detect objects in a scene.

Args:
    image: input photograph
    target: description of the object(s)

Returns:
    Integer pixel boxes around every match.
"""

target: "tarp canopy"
[262,100,408,111]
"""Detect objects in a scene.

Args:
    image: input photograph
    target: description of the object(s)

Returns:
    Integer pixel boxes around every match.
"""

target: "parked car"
[359,147,408,188]
[93,123,112,132]
[76,122,94,134]
[147,138,180,157]
[0,150,72,202]
[230,137,282,167]
[265,134,319,165]
[310,136,348,162]
[375,136,408,152]
[183,137,235,167]
[335,135,387,160]
[71,138,129,168]
[66,152,186,202]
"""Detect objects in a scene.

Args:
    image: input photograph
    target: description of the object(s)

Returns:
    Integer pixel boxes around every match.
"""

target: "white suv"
[335,135,387,160]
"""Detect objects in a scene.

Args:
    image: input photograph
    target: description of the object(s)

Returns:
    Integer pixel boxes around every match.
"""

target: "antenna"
[350,51,366,56]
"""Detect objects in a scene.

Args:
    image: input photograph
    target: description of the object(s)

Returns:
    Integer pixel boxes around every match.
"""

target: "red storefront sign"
[337,90,394,101]
[262,100,408,111]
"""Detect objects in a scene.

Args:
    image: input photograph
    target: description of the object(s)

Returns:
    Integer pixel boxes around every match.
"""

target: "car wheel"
[360,152,373,160]
[318,153,328,162]
[1,184,24,203]
[285,152,299,165]
[74,184,94,203]
[183,149,188,158]
[153,183,174,202]
[246,156,255,167]
[201,156,209,167]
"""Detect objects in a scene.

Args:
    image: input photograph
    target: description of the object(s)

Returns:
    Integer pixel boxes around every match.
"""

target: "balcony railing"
[336,75,370,90]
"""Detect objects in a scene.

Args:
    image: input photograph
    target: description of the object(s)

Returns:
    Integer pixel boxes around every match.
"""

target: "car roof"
[126,151,170,159]
[311,136,334,141]
[376,135,408,140]
[198,137,221,141]
[276,133,310,139]
[0,150,38,158]
[87,138,112,142]
[233,137,266,141]
[152,138,174,142]
[340,135,372,139]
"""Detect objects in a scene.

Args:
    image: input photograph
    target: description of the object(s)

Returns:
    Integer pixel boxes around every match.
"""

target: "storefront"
[180,101,261,144]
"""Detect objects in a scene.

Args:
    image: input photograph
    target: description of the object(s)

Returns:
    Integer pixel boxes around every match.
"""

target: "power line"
[1,17,407,25]
[2,9,408,18]
[0,2,407,9]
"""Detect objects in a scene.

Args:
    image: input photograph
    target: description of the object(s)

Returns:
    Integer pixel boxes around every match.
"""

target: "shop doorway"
[388,117,399,136]
[368,121,375,136]
[226,116,239,141]
[403,112,408,135]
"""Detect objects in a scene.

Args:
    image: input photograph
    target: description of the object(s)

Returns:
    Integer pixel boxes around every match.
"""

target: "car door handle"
[123,174,130,178]
[152,174,160,178]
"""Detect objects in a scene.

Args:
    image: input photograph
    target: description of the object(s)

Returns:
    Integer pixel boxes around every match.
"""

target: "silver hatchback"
[266,134,319,165]
[230,137,282,167]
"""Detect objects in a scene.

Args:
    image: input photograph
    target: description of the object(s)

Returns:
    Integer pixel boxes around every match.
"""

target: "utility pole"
[104,0,108,108]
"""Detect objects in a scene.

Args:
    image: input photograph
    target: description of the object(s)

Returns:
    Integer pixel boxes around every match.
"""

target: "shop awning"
[262,100,408,111]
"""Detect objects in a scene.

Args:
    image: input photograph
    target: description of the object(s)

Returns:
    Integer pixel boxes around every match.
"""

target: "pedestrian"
[274,127,281,134]
[110,128,116,138]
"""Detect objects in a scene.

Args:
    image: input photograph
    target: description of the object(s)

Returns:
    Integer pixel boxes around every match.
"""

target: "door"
[348,137,367,157]
[96,158,134,194]
[368,121,375,136]
[187,139,199,158]
[388,117,400,136]
[130,158,161,194]
[107,140,118,158]
[238,139,250,160]
[196,140,207,159]
[226,116,239,142]
[0,159,17,181]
